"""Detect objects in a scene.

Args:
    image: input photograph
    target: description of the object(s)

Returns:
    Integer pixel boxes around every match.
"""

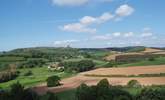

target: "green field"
[0,67,75,89]
[118,57,165,67]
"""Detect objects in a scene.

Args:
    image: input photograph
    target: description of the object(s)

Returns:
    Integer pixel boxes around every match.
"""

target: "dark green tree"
[47,75,61,87]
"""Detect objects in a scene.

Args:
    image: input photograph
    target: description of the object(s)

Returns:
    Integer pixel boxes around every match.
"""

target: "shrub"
[127,80,141,88]
[62,60,95,72]
[76,79,132,100]
[0,82,39,100]
[24,70,33,76]
[42,92,59,100]
[0,71,19,83]
[47,75,61,87]
[77,60,95,72]
[136,88,165,100]
[148,57,155,61]
[76,84,91,100]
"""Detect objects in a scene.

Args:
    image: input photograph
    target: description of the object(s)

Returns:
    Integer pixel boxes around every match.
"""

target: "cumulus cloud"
[80,16,97,25]
[141,27,153,37]
[124,32,134,37]
[116,4,134,17]
[60,12,113,33]
[141,32,153,37]
[92,32,134,41]
[51,0,114,6]
[60,23,96,33]
[54,39,79,45]
[52,0,88,6]
[92,34,111,40]
[60,4,134,33]
[98,12,114,23]
[112,32,121,37]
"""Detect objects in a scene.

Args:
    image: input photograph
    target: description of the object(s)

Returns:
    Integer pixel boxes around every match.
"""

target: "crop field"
[33,65,165,95]
[82,65,165,75]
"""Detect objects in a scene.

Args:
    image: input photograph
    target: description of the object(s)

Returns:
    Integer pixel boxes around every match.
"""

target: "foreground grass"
[0,67,75,89]
[118,57,165,67]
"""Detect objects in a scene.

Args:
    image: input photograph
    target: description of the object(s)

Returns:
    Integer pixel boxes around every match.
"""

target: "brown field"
[104,48,165,61]
[142,48,164,53]
[33,65,165,95]
[81,65,165,75]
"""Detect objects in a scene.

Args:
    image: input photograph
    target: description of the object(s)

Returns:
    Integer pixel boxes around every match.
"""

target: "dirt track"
[33,65,165,95]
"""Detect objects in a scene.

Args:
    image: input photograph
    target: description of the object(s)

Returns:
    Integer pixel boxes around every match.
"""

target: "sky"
[0,0,165,51]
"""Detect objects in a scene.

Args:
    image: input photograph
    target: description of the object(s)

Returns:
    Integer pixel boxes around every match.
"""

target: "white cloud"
[124,32,134,37]
[92,34,111,40]
[54,39,79,45]
[61,23,96,33]
[61,12,114,33]
[101,0,114,2]
[143,27,151,31]
[80,16,96,25]
[98,12,114,23]
[141,27,153,37]
[141,32,153,37]
[116,4,134,17]
[52,0,88,6]
[112,32,121,37]
[52,0,114,6]
[60,4,134,33]
[80,12,114,25]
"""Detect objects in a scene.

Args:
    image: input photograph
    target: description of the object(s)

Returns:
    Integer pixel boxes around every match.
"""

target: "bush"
[0,71,19,83]
[127,80,141,88]
[47,75,61,87]
[42,92,58,100]
[76,79,132,100]
[148,57,155,61]
[136,88,165,100]
[17,58,47,68]
[77,60,95,72]
[0,82,39,100]
[24,70,33,76]
[62,60,95,72]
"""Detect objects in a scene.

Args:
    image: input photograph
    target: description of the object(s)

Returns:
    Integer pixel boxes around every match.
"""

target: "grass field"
[0,67,75,89]
[118,57,165,67]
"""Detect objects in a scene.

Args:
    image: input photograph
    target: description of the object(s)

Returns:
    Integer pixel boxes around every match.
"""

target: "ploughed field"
[81,65,165,75]
[34,65,165,94]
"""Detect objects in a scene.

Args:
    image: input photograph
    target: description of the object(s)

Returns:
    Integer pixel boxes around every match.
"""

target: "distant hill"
[105,46,146,52]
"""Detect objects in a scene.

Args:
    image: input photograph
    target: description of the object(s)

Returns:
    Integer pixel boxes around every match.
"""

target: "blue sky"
[0,0,165,51]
